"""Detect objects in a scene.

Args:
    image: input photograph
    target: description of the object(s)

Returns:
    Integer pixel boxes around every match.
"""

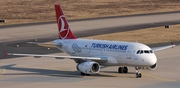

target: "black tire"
[136,73,139,78]
[135,73,142,78]
[123,67,128,73]
[118,67,123,73]
[138,73,142,78]
[81,72,86,76]
[86,74,90,76]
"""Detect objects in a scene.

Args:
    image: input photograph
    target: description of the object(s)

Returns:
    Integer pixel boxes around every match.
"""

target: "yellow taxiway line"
[0,66,6,76]
[142,72,176,82]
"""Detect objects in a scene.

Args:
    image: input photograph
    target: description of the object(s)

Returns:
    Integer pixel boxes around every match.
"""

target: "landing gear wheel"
[136,73,142,78]
[135,67,142,78]
[123,67,128,73]
[139,73,142,78]
[86,74,90,76]
[81,72,86,76]
[81,72,90,76]
[118,67,128,73]
[118,67,123,73]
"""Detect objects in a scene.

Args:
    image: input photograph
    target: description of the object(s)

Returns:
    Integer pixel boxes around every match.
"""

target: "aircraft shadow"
[101,71,136,74]
[2,64,136,78]
[2,64,82,78]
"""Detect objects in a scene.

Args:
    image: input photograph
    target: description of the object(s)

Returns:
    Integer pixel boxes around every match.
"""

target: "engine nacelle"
[141,63,158,70]
[147,63,157,70]
[77,61,100,74]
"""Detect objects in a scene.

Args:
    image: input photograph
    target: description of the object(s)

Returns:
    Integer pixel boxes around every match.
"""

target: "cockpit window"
[137,50,153,54]
[136,50,140,54]
[144,50,149,53]
[140,50,143,54]
[150,50,153,53]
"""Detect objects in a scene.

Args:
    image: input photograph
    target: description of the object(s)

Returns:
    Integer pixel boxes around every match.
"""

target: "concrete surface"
[0,12,180,88]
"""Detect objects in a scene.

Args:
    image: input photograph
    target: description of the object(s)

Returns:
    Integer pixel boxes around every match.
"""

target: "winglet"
[3,51,7,57]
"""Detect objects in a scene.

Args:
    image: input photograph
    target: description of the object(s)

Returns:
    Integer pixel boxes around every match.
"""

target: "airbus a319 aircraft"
[5,4,175,78]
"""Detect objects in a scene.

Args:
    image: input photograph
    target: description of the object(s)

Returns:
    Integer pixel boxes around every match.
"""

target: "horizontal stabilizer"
[27,42,56,48]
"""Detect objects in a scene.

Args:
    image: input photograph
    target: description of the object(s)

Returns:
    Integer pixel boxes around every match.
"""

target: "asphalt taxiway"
[0,12,180,88]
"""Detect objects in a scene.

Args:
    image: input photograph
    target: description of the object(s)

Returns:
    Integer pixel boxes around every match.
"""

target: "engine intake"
[141,63,158,70]
[148,63,157,70]
[77,61,100,74]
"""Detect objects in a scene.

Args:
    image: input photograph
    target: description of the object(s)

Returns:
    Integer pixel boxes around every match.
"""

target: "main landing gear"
[81,72,90,76]
[118,67,128,73]
[135,67,142,78]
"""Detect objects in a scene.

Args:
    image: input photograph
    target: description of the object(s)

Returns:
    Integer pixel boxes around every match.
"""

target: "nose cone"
[147,54,157,66]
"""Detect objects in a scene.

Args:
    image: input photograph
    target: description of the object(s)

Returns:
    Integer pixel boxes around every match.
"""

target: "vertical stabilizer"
[55,5,76,39]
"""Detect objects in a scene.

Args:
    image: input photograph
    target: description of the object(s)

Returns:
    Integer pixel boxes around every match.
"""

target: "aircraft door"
[81,44,91,55]
[127,46,133,59]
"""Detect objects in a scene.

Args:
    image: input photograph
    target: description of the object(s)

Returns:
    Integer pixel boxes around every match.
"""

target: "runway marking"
[0,67,6,76]
[142,72,176,82]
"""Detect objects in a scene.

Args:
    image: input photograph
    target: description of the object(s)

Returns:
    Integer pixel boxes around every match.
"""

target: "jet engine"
[141,63,158,70]
[77,61,100,74]
[147,63,157,70]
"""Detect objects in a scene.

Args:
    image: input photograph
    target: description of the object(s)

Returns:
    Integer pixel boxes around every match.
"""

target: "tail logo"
[58,15,70,39]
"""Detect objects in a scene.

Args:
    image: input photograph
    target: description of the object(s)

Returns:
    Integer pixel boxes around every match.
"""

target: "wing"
[151,42,175,52]
[4,52,107,62]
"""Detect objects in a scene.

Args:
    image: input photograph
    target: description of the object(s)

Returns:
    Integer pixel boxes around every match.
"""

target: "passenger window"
[136,50,140,54]
[144,50,149,53]
[140,50,143,54]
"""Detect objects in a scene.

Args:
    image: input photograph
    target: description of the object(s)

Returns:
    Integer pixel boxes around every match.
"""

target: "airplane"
[4,4,175,78]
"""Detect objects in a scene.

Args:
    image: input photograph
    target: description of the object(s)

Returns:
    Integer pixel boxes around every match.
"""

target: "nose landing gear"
[135,67,142,78]
[118,66,142,78]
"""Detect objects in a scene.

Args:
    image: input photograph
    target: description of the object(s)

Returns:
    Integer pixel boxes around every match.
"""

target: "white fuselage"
[53,39,157,67]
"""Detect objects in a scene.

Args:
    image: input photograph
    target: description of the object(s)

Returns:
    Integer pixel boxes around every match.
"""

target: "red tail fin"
[55,5,76,39]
